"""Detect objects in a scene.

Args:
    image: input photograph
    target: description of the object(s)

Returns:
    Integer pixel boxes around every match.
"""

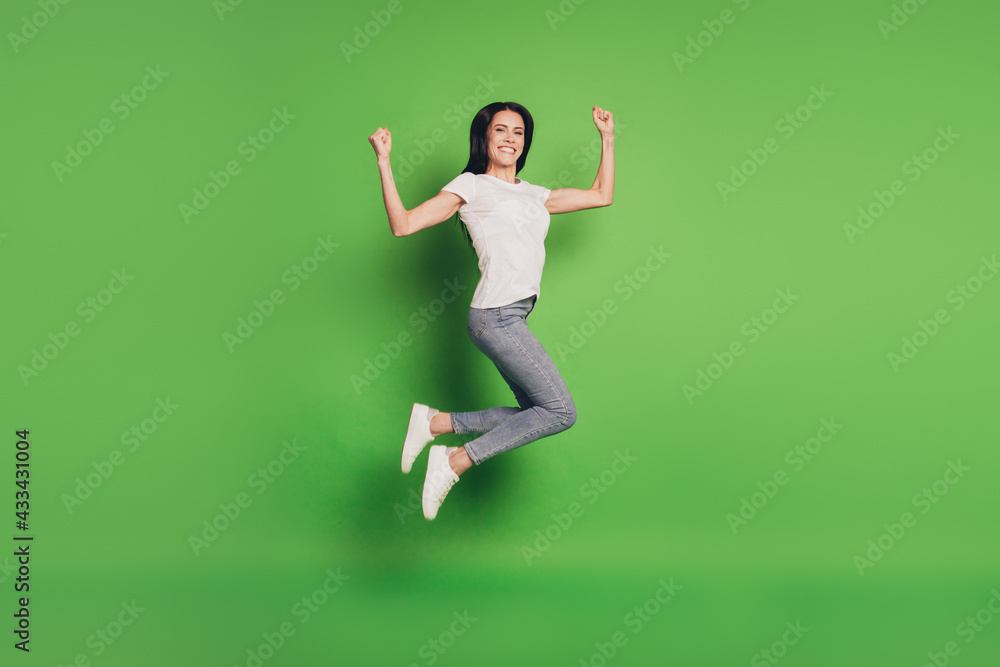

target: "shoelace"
[434,472,457,502]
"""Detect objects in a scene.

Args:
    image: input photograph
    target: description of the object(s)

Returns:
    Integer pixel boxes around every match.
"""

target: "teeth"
[500,147,514,153]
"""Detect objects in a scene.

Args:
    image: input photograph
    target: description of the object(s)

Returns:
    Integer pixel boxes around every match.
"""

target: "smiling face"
[486,109,524,170]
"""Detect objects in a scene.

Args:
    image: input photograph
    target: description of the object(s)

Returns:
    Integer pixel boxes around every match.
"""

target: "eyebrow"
[494,124,524,130]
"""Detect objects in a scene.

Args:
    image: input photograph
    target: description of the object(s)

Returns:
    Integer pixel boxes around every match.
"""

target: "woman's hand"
[592,106,614,136]
[369,126,392,162]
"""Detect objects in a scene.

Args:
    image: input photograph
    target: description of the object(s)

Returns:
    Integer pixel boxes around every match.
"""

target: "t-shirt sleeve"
[534,183,551,205]
[441,172,476,206]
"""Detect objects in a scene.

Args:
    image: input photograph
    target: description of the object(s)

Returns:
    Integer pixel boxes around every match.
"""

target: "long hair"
[452,101,535,252]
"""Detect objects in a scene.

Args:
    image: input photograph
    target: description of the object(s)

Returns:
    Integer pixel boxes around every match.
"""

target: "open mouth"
[499,147,516,154]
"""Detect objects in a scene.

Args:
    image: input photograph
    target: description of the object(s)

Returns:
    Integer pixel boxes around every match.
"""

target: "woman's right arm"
[369,127,465,237]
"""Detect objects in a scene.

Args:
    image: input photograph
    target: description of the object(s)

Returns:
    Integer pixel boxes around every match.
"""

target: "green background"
[2,0,998,664]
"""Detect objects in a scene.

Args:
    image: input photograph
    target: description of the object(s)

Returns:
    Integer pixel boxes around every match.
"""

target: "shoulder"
[519,178,551,203]
[445,171,477,185]
[442,171,478,190]
[441,172,478,205]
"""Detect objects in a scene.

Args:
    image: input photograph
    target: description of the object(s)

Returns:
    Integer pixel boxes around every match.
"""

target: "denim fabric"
[450,294,577,465]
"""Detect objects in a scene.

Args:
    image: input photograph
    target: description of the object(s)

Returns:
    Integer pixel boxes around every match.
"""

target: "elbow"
[592,186,612,207]
[390,216,410,237]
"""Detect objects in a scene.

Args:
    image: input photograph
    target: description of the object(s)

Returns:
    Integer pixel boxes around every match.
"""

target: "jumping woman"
[368,101,615,520]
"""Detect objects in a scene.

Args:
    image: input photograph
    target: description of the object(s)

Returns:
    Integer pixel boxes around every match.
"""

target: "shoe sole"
[423,445,454,521]
[401,403,432,474]
[420,445,444,521]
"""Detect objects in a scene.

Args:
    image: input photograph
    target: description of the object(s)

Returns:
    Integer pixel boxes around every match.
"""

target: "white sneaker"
[423,446,459,521]
[401,403,439,474]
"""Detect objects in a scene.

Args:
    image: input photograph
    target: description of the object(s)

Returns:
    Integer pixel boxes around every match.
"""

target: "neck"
[485,163,518,184]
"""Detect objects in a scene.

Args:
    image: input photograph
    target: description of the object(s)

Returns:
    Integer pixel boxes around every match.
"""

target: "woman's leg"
[443,406,522,436]
[445,304,538,438]
[428,364,531,438]
[455,295,576,468]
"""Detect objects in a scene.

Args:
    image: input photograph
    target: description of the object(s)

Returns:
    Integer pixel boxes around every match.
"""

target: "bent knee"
[557,402,577,430]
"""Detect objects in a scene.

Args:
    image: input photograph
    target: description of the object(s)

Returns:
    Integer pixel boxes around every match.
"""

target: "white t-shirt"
[441,172,552,309]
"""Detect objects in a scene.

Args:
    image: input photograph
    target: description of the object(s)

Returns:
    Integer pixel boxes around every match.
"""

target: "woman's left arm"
[545,106,615,215]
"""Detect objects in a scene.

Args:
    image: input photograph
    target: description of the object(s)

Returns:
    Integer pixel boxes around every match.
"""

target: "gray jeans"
[450,295,577,465]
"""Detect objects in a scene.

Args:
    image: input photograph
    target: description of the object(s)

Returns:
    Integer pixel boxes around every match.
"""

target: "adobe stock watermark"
[852,459,970,576]
[726,417,844,534]
[521,449,638,566]
[188,438,306,556]
[0,556,19,586]
[405,610,477,667]
[505,188,561,239]
[394,484,422,524]
[61,397,180,514]
[17,268,135,386]
[920,588,1000,667]
[231,567,348,667]
[222,236,340,353]
[672,0,756,72]
[577,578,682,667]
[214,0,250,21]
[877,0,932,40]
[544,0,588,31]
[843,126,959,244]
[178,106,296,224]
[340,0,410,63]
[350,277,467,394]
[393,75,501,185]
[7,0,72,54]
[887,254,997,372]
[53,600,145,664]
[717,85,833,201]
[682,288,799,405]
[538,117,629,192]
[750,620,809,667]
[51,65,170,182]
[554,246,670,363]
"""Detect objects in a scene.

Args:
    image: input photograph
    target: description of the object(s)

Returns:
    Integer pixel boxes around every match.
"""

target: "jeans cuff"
[464,445,483,466]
